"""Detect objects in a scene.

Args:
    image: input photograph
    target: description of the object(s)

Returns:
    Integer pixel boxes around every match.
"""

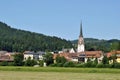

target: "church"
[53,22,103,63]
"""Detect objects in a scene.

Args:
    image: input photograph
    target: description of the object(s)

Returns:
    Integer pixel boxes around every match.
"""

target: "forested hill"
[0,21,73,52]
[72,38,120,52]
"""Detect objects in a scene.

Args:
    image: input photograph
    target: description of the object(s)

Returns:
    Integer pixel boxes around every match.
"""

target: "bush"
[39,60,44,67]
[104,64,110,68]
[56,63,63,67]
[63,62,75,67]
[108,64,114,68]
[84,61,93,67]
[91,63,97,67]
[1,61,8,66]
[8,62,14,66]
[49,63,64,67]
[114,63,120,68]
[96,63,104,68]
[75,63,84,68]
[49,63,57,67]
[24,57,37,66]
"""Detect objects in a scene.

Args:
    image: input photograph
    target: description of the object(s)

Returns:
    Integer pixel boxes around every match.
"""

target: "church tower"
[77,22,85,53]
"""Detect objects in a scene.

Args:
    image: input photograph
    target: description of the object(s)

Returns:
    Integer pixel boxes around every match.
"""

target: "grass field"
[0,67,120,80]
[0,66,120,73]
[0,71,120,80]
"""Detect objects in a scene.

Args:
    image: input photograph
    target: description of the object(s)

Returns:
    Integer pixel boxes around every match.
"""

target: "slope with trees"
[0,21,73,52]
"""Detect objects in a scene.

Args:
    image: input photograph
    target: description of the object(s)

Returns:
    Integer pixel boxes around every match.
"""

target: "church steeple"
[80,22,83,37]
[77,22,85,53]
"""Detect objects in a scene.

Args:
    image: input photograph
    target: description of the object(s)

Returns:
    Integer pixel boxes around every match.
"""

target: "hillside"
[72,38,120,52]
[0,22,73,52]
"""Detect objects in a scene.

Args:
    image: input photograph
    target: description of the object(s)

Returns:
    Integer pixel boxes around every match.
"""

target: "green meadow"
[0,67,120,80]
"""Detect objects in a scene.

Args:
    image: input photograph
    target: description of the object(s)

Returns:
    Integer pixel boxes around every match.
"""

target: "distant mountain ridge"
[71,38,120,52]
[0,21,72,52]
[72,38,120,43]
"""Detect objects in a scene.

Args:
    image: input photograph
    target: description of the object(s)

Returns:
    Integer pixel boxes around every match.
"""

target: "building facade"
[23,51,45,61]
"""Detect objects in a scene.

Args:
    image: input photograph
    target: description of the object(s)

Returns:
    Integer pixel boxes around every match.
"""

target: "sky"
[0,0,120,40]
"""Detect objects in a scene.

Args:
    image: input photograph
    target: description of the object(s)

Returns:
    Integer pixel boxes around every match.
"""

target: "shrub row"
[0,60,38,66]
[0,61,14,66]
[50,61,75,67]
[50,61,120,69]
[1,61,120,69]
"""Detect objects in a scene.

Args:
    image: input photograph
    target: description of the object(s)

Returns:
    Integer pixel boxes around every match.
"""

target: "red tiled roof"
[53,51,103,61]
[107,51,120,57]
[53,53,78,61]
[85,51,102,58]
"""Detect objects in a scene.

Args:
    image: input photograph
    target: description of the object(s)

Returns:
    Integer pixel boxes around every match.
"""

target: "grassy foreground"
[0,67,120,80]
[0,66,120,73]
[0,71,120,80]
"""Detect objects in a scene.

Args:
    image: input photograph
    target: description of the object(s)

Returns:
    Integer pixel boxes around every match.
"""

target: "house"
[23,51,45,61]
[84,51,103,63]
[0,51,14,62]
[53,51,103,63]
[36,51,45,60]
[23,51,34,60]
[107,51,120,63]
[53,53,78,62]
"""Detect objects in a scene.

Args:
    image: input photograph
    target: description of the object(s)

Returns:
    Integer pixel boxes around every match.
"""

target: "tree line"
[0,21,72,52]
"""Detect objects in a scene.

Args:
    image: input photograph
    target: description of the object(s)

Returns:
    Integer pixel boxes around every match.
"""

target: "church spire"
[77,21,85,53]
[80,22,83,37]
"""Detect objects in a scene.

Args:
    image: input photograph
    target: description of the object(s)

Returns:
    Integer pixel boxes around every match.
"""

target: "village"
[1,0,120,80]
[0,23,120,67]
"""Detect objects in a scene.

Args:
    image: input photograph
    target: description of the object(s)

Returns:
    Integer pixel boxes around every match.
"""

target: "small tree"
[14,53,24,66]
[56,55,67,64]
[43,52,53,66]
[108,51,117,65]
[112,54,117,64]
[94,57,98,64]
[102,56,109,64]
[39,60,44,67]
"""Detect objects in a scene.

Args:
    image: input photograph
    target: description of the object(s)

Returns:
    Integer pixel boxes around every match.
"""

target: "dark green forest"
[0,22,72,52]
[72,38,120,52]
[0,21,120,53]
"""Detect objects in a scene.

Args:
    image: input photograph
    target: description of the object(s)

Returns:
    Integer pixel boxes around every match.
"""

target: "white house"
[23,51,45,61]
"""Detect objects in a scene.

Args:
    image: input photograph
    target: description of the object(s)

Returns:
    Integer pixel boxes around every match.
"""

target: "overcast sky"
[0,0,120,40]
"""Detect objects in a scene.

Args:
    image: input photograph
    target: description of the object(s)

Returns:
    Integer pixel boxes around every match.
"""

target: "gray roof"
[24,51,35,54]
[24,51,45,55]
[36,51,45,55]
